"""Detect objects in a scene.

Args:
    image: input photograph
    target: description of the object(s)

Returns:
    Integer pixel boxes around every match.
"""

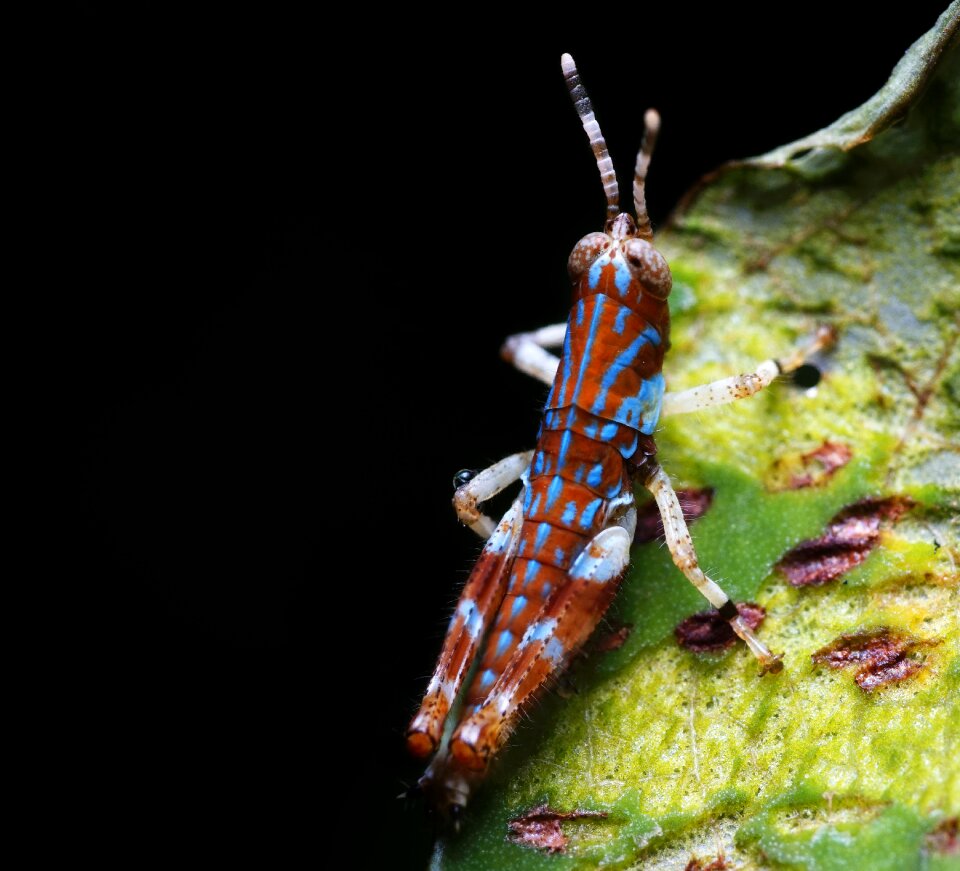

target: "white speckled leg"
[662,326,833,416]
[454,450,534,538]
[500,322,567,386]
[643,462,783,673]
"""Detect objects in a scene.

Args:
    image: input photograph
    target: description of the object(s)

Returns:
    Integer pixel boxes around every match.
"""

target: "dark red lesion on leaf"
[635,488,713,544]
[676,603,765,653]
[684,854,729,871]
[927,817,958,855]
[507,804,608,854]
[776,496,913,587]
[594,621,633,652]
[811,627,936,691]
[771,440,853,490]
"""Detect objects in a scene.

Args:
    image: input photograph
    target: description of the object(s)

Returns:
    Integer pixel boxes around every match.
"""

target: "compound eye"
[567,232,610,280]
[623,238,672,299]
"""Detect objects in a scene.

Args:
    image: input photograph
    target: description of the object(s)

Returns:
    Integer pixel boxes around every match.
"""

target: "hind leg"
[451,515,635,770]
[407,493,525,759]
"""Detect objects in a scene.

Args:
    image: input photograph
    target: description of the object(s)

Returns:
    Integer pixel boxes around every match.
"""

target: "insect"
[407,53,830,821]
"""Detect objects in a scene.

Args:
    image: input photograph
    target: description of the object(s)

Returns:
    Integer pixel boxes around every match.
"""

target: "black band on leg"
[718,600,739,621]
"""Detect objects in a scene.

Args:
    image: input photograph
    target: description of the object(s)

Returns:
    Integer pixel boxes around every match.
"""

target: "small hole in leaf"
[792,364,821,388]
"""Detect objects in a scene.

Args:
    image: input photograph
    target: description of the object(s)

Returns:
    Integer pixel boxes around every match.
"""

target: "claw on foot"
[729,614,784,675]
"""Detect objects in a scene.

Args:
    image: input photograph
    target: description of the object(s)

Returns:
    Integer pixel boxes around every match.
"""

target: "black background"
[59,5,950,865]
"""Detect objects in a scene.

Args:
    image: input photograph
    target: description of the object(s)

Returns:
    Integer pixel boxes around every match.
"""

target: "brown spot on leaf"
[776,497,912,586]
[927,817,958,855]
[635,488,713,544]
[685,855,728,871]
[811,627,936,691]
[768,441,853,490]
[507,804,607,854]
[594,622,633,652]
[676,603,765,653]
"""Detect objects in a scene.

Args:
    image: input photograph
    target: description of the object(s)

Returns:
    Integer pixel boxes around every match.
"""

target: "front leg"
[662,326,833,416]
[454,450,534,538]
[642,461,783,673]
[500,322,567,387]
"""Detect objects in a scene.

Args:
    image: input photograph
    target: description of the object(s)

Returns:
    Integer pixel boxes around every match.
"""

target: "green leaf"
[435,8,960,869]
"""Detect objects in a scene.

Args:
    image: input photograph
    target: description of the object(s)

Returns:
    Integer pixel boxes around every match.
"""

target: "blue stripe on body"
[579,498,603,529]
[546,319,576,410]
[569,298,606,410]
[587,257,604,290]
[613,304,631,335]
[452,599,482,639]
[557,430,572,467]
[524,561,541,585]
[451,598,475,631]
[510,595,528,620]
[544,636,566,664]
[535,522,551,550]
[590,330,654,416]
[480,668,495,689]
[600,422,618,441]
[545,476,563,510]
[525,618,558,644]
[587,463,604,488]
[561,315,575,392]
[614,371,665,436]
[561,501,578,525]
[613,258,631,295]
[639,372,665,434]
[495,630,513,657]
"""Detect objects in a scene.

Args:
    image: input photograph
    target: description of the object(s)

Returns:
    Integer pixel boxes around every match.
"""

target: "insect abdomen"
[462,422,631,702]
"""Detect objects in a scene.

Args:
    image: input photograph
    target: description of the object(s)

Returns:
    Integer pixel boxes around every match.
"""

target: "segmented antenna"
[561,53,619,223]
[633,108,660,240]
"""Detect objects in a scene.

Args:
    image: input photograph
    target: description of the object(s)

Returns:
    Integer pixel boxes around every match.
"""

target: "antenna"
[561,53,619,223]
[633,108,660,240]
